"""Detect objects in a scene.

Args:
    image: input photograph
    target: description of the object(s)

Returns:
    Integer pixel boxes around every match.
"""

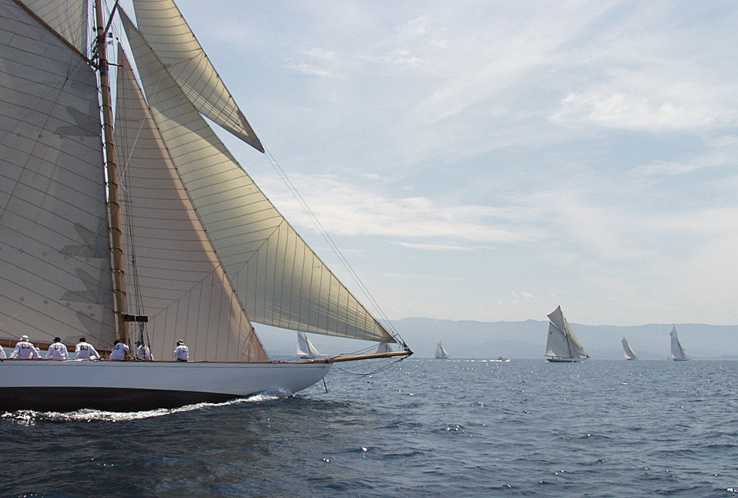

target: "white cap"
[20,335,29,341]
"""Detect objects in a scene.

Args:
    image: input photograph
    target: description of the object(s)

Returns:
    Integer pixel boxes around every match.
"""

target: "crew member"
[74,337,101,360]
[172,340,189,362]
[46,337,69,360]
[135,341,153,360]
[109,339,130,360]
[10,335,39,359]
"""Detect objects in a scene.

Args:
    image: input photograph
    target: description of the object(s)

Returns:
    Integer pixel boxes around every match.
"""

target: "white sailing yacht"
[544,306,589,362]
[297,332,320,359]
[435,341,449,359]
[669,327,688,361]
[621,337,637,360]
[0,0,411,412]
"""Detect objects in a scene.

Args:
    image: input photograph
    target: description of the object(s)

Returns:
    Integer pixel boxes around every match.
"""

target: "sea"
[2,358,737,497]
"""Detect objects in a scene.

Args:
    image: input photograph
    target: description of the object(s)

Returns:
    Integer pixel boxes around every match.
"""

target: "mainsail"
[621,337,637,360]
[0,0,115,347]
[545,306,589,361]
[435,341,449,359]
[669,326,688,361]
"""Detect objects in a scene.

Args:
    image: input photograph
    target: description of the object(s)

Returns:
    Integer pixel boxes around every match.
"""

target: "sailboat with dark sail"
[544,306,589,362]
[0,0,411,412]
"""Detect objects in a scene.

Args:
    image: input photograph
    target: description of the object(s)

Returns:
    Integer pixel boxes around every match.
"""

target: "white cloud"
[552,89,715,131]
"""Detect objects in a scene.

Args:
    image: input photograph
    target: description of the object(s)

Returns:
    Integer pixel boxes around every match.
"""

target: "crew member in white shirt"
[10,335,39,359]
[173,340,189,362]
[135,341,153,360]
[74,337,101,360]
[109,339,130,360]
[46,337,69,360]
[0,346,6,359]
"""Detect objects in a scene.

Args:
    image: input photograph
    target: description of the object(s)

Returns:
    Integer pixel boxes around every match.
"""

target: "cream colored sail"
[0,0,115,346]
[121,12,394,345]
[129,0,263,152]
[115,50,268,363]
[17,0,88,55]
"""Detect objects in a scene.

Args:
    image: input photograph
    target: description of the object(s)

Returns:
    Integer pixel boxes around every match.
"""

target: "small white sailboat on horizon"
[297,332,321,359]
[544,306,589,362]
[621,337,637,360]
[435,341,449,359]
[669,326,689,361]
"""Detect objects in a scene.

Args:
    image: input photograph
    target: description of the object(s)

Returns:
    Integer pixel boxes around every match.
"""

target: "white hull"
[0,360,331,412]
[546,357,584,362]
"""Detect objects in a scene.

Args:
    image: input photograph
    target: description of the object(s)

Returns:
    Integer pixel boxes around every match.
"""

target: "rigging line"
[262,147,401,340]
[332,355,409,377]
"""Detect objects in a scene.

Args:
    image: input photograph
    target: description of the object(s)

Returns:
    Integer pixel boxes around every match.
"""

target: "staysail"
[545,306,588,361]
[115,49,268,362]
[669,326,688,361]
[621,337,637,360]
[0,0,115,347]
[121,12,395,346]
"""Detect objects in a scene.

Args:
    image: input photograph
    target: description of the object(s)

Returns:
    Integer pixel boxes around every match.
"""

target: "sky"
[123,0,738,327]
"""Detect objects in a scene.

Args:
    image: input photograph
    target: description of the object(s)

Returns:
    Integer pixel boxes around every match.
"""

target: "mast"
[94,0,128,342]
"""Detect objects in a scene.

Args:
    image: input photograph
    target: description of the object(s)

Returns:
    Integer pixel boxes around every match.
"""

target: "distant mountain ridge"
[392,317,738,360]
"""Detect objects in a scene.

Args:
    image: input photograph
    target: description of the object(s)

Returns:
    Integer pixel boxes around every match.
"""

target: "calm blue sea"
[2,358,738,496]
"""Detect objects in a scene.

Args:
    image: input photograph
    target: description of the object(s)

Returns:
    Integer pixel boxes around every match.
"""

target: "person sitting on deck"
[74,337,101,360]
[172,340,189,362]
[109,339,130,361]
[135,341,154,360]
[45,337,69,360]
[10,335,39,359]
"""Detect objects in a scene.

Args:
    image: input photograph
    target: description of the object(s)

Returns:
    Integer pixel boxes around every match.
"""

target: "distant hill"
[256,318,738,360]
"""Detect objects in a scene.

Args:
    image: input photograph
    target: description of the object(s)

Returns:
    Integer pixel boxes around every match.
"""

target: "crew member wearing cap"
[74,337,101,360]
[10,335,40,359]
[45,337,69,360]
[172,340,189,362]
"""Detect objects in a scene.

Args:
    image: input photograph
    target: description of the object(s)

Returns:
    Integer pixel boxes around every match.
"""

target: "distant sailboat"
[297,332,320,359]
[669,327,689,361]
[435,341,449,359]
[544,306,589,362]
[621,337,637,360]
[376,342,393,354]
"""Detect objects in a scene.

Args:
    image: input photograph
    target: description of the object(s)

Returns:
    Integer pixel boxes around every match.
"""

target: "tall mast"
[94,0,128,342]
